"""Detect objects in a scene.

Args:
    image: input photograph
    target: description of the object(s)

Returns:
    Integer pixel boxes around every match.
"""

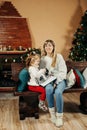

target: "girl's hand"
[40,68,46,74]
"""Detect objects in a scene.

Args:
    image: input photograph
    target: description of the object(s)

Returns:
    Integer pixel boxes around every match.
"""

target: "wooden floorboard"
[0,92,87,130]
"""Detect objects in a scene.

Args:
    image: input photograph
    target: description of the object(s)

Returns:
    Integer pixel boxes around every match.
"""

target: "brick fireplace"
[0,1,32,91]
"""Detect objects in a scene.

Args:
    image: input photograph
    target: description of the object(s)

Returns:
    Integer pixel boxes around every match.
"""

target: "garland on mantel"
[0,48,41,64]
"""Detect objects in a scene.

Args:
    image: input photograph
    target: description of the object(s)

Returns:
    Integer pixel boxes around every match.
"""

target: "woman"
[40,39,67,127]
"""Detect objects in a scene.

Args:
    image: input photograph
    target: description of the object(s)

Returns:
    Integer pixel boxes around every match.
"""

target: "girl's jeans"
[45,80,66,113]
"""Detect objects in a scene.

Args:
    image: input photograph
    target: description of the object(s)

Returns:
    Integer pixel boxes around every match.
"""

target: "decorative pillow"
[74,69,86,88]
[73,69,81,87]
[17,68,30,92]
[66,69,76,89]
[82,67,87,88]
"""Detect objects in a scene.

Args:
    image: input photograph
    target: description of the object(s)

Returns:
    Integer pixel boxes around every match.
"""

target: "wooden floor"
[0,92,87,130]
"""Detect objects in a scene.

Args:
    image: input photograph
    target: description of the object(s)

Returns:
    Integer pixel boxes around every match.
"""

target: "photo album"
[39,75,57,87]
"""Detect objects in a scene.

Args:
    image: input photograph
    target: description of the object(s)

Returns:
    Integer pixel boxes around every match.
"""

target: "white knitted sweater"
[40,53,67,84]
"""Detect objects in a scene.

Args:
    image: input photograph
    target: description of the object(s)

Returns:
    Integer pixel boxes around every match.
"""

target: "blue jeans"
[45,80,66,113]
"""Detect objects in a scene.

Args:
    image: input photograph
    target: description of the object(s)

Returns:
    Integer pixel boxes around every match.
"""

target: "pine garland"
[0,48,41,64]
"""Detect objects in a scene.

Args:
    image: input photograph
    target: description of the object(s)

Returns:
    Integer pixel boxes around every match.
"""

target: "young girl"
[26,54,48,111]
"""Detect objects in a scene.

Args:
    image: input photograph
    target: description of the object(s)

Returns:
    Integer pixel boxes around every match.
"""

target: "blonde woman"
[40,40,67,127]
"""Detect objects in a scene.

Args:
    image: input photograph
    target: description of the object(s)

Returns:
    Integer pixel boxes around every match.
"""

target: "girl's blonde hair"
[42,39,57,67]
[26,54,41,68]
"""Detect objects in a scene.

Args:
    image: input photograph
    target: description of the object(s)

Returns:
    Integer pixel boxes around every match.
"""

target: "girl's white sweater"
[28,66,44,86]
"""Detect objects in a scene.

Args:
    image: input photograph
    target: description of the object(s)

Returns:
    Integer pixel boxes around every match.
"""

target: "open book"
[37,75,57,87]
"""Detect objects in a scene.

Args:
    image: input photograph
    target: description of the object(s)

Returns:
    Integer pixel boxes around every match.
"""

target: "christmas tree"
[69,10,87,61]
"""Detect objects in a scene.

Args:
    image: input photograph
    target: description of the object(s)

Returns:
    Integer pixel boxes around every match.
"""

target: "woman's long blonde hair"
[42,39,57,67]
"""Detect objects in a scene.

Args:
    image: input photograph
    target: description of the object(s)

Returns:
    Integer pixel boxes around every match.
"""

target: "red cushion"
[73,70,80,87]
